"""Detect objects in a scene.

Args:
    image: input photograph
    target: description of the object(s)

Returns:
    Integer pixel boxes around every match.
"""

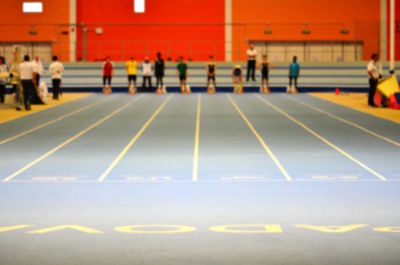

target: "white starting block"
[286,85,297,94]
[157,85,167,94]
[181,85,191,94]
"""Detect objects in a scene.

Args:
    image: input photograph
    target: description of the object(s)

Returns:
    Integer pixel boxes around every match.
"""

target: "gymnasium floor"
[0,93,400,265]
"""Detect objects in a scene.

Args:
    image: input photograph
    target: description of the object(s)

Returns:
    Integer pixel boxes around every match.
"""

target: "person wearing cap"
[232,65,243,94]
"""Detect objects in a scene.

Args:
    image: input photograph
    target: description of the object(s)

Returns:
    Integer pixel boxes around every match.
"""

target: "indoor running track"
[0,93,399,265]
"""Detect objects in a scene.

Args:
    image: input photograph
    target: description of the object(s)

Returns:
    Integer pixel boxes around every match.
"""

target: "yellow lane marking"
[98,95,172,182]
[114,225,196,234]
[256,95,387,181]
[0,225,32,233]
[374,227,400,233]
[192,94,201,182]
[295,224,367,233]
[284,95,400,149]
[210,224,283,234]
[28,225,104,234]
[2,96,144,182]
[227,95,292,182]
[0,97,110,145]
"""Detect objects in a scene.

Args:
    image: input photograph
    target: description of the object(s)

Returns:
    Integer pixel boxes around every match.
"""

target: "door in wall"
[0,42,52,64]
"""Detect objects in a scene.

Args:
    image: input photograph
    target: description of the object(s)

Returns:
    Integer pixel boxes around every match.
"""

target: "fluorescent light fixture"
[23,2,43,13]
[134,0,145,13]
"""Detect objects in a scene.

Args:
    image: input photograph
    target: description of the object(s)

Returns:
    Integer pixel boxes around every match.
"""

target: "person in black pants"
[0,57,7,103]
[246,43,257,82]
[49,55,64,100]
[142,57,153,93]
[155,52,165,93]
[19,55,37,110]
[367,53,381,107]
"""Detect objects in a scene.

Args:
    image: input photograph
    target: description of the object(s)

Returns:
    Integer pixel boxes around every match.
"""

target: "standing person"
[49,55,64,100]
[18,55,37,111]
[142,56,153,93]
[155,52,165,94]
[0,57,8,103]
[125,56,138,94]
[176,57,190,94]
[32,56,45,86]
[232,65,243,94]
[9,52,21,106]
[367,53,381,107]
[246,43,257,82]
[206,55,217,94]
[102,56,114,94]
[288,56,300,94]
[259,54,274,94]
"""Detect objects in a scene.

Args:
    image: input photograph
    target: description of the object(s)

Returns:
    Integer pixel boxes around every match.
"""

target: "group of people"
[102,46,301,95]
[0,54,65,111]
[102,53,192,95]
[0,47,383,112]
[243,44,300,94]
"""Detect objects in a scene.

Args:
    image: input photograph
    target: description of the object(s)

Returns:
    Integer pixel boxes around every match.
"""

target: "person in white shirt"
[19,55,37,110]
[367,53,381,107]
[246,43,257,82]
[32,56,45,87]
[49,55,64,100]
[142,57,153,92]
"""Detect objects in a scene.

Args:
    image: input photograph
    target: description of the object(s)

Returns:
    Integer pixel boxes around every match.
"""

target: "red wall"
[76,0,226,61]
[0,0,70,61]
[232,0,381,61]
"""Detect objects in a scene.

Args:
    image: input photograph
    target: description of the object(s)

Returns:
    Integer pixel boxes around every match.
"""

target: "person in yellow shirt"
[125,56,138,94]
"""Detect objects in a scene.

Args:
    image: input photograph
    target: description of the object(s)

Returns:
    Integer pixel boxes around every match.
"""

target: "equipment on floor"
[286,85,297,94]
[39,81,48,104]
[377,75,400,109]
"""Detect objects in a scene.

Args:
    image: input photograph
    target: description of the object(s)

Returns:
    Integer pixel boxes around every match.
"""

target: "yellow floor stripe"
[192,95,201,182]
[227,95,292,182]
[0,97,111,146]
[256,95,387,182]
[2,95,144,182]
[284,95,400,149]
[310,93,400,124]
[0,93,91,124]
[98,95,172,182]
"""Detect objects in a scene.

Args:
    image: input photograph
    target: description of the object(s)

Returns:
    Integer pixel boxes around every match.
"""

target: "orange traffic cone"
[335,87,340,95]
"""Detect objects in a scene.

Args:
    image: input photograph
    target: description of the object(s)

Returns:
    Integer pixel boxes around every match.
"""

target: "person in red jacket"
[102,56,114,94]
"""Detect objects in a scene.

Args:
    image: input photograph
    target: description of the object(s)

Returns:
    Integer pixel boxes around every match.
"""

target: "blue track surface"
[0,94,399,265]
